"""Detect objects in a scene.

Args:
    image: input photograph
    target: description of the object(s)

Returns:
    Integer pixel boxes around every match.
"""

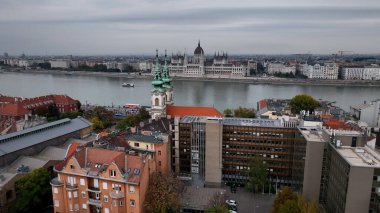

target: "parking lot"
[225,187,276,213]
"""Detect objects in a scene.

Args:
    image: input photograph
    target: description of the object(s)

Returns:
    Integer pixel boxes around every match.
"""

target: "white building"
[342,66,380,80]
[304,63,338,79]
[168,41,248,77]
[49,60,70,69]
[267,62,296,75]
[350,99,380,127]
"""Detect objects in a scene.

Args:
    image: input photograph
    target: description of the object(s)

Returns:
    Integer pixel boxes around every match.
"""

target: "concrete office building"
[177,116,300,188]
[294,127,380,213]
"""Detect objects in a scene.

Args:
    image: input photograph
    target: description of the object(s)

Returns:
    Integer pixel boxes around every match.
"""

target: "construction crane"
[337,50,354,57]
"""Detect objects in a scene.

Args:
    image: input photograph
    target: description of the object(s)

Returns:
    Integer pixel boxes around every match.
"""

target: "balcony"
[65,183,78,190]
[50,177,63,187]
[109,190,125,199]
[88,198,102,207]
[87,186,100,192]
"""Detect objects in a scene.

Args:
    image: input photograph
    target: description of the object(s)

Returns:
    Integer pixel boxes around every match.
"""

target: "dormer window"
[110,170,116,177]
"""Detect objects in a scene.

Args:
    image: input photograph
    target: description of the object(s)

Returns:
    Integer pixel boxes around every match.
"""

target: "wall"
[204,121,223,187]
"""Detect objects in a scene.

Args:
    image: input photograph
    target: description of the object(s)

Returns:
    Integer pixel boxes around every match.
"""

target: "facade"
[342,66,380,80]
[350,99,380,127]
[177,116,300,188]
[50,60,71,69]
[168,41,248,77]
[0,94,78,123]
[51,147,152,213]
[267,62,296,75]
[302,63,339,79]
[295,127,380,213]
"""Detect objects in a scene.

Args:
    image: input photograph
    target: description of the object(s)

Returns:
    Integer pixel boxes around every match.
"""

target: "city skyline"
[0,0,380,55]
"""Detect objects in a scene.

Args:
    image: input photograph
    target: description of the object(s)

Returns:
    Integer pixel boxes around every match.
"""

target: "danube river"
[0,72,379,111]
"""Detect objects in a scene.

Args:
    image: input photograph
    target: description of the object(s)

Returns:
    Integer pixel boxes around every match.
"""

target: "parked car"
[226,199,237,206]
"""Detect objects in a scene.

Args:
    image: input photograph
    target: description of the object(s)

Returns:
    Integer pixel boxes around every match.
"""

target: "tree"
[76,100,82,111]
[289,94,319,114]
[59,111,83,119]
[246,156,268,193]
[206,192,229,213]
[86,106,114,128]
[90,117,104,130]
[10,168,52,213]
[234,106,256,118]
[278,199,301,213]
[144,172,182,213]
[223,108,233,117]
[272,187,296,213]
[137,107,150,120]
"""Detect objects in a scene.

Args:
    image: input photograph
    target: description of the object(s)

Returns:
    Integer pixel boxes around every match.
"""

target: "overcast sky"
[0,0,380,55]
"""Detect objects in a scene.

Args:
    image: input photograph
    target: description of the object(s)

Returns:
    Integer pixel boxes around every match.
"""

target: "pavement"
[225,187,275,213]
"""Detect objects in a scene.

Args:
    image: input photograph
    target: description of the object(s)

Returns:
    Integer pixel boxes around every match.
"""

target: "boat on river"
[122,83,134,87]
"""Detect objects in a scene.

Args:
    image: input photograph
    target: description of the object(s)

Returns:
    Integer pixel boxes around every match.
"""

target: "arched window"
[155,98,159,106]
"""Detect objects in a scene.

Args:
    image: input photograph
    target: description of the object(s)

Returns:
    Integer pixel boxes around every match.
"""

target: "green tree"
[137,107,150,120]
[223,108,233,117]
[86,106,114,128]
[59,111,83,119]
[90,117,104,130]
[289,94,319,114]
[234,106,256,118]
[206,205,230,213]
[144,172,182,213]
[10,168,52,213]
[246,156,268,193]
[76,100,82,111]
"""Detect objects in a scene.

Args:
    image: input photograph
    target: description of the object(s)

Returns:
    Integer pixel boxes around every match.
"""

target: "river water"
[0,72,379,112]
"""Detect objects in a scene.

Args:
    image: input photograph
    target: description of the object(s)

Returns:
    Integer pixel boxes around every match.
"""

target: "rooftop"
[0,117,92,156]
[336,146,380,168]
[298,127,326,143]
[126,134,163,144]
[166,105,222,118]
[224,117,283,127]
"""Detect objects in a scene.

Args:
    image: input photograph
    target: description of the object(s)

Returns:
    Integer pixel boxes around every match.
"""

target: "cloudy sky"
[0,0,379,55]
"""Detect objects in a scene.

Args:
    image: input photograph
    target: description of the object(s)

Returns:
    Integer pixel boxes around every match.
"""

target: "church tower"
[162,50,174,105]
[150,50,167,119]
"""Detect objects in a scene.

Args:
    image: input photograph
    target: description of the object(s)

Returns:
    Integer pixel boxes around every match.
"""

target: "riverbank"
[4,69,380,87]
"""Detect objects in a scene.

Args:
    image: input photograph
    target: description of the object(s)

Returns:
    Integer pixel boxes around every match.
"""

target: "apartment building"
[342,66,380,80]
[51,147,152,213]
[350,99,380,127]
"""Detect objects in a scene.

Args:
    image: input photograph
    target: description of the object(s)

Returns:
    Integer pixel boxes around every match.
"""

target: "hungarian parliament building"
[167,41,249,77]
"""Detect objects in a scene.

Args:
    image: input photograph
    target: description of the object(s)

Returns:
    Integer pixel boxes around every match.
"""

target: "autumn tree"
[289,94,319,114]
[144,172,182,213]
[272,187,319,213]
[246,156,268,193]
[90,117,104,130]
[10,168,52,213]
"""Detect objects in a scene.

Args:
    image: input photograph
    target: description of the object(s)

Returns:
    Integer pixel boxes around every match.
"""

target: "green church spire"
[151,49,164,92]
[162,49,172,88]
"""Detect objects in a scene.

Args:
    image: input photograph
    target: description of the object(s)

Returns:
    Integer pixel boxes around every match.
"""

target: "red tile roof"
[65,142,81,158]
[166,105,223,118]
[324,120,357,130]
[51,95,77,105]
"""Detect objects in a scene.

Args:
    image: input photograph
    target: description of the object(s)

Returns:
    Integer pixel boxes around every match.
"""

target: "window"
[53,188,58,194]
[134,142,140,147]
[109,170,116,177]
[155,98,159,106]
[104,195,108,202]
[158,161,162,166]
[80,178,85,186]
[6,190,12,200]
[73,191,78,198]
[54,200,59,207]
[130,186,135,194]
[81,192,86,198]
[113,200,117,207]
[158,151,161,156]
[103,182,108,189]
[74,204,79,211]
[130,199,135,207]
[70,164,75,169]
[95,193,100,199]
[104,208,109,213]
[112,184,122,191]
[68,191,72,198]
[82,204,87,210]
[120,201,123,206]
